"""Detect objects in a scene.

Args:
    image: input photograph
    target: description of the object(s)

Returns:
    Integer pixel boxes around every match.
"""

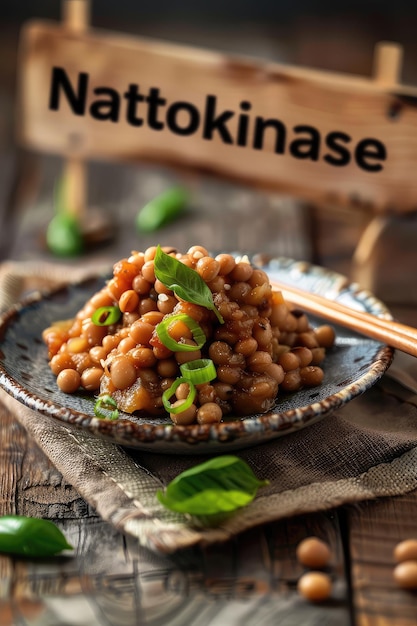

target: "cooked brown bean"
[281,370,302,392]
[196,257,220,282]
[129,321,154,345]
[269,302,289,327]
[216,366,242,385]
[170,401,198,424]
[154,278,172,295]
[72,352,94,374]
[209,341,233,365]
[67,337,89,354]
[89,290,114,308]
[83,323,107,347]
[229,261,253,282]
[89,346,108,364]
[141,311,165,326]
[102,335,120,354]
[248,269,269,287]
[119,289,140,313]
[197,402,222,424]
[132,275,151,294]
[278,351,300,372]
[282,313,299,332]
[250,380,274,398]
[207,275,226,293]
[315,325,336,348]
[245,283,270,306]
[215,253,236,275]
[81,367,104,391]
[123,312,140,326]
[188,245,209,259]
[49,353,74,375]
[139,298,158,316]
[198,384,216,404]
[247,351,273,373]
[213,382,234,401]
[298,332,319,349]
[291,347,313,367]
[141,260,156,283]
[175,382,192,400]
[110,356,137,390]
[118,337,137,354]
[157,358,179,378]
[152,343,173,360]
[57,369,81,393]
[128,252,145,269]
[228,281,252,303]
[265,363,285,384]
[253,319,273,349]
[311,347,326,365]
[295,313,310,333]
[157,294,177,315]
[175,340,201,365]
[234,337,258,357]
[130,347,157,368]
[300,366,324,386]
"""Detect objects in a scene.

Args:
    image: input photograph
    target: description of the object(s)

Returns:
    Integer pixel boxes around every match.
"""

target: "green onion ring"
[162,377,196,414]
[94,395,119,420]
[91,306,121,326]
[180,359,217,385]
[156,313,206,352]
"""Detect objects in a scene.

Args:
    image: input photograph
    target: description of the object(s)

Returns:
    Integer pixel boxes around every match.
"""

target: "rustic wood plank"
[0,404,351,626]
[18,21,417,214]
[348,494,417,625]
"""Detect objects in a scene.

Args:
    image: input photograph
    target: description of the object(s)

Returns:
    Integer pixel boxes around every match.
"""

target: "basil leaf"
[156,455,268,516]
[154,245,224,323]
[0,516,73,557]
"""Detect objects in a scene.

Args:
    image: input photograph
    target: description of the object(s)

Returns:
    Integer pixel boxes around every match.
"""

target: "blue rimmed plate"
[0,256,394,454]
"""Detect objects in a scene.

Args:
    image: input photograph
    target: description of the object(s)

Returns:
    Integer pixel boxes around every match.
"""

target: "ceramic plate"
[0,256,394,454]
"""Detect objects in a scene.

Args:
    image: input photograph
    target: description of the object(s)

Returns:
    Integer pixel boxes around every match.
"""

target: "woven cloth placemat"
[1,260,417,554]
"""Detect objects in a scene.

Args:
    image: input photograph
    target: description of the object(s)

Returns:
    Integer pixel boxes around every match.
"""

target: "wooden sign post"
[61,0,89,221]
[16,0,417,280]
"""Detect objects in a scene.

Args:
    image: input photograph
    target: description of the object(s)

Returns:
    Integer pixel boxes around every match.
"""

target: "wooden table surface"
[1,152,417,626]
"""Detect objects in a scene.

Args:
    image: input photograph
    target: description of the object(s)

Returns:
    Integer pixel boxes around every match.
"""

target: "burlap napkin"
[1,261,417,555]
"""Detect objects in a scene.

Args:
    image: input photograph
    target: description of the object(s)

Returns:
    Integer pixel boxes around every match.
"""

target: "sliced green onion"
[156,314,206,352]
[180,359,217,385]
[162,377,196,414]
[94,395,119,420]
[91,306,121,326]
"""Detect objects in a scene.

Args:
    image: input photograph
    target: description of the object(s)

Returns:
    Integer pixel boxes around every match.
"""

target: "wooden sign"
[17,19,417,213]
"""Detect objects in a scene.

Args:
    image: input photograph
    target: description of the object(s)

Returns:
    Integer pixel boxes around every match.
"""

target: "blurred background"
[1,0,417,307]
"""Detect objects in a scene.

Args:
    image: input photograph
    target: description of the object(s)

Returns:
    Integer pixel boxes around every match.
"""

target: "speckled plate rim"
[0,257,394,453]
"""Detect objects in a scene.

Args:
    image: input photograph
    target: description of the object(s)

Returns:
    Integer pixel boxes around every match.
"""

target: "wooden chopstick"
[269,278,417,358]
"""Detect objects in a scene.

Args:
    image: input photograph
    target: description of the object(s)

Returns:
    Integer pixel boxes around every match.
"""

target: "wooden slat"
[0,403,351,624]
[17,21,417,214]
[348,494,417,625]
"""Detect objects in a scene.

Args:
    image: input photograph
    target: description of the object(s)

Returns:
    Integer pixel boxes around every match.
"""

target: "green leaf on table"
[156,455,269,517]
[46,174,84,257]
[136,186,188,233]
[154,245,224,323]
[0,516,73,558]
[46,213,84,257]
